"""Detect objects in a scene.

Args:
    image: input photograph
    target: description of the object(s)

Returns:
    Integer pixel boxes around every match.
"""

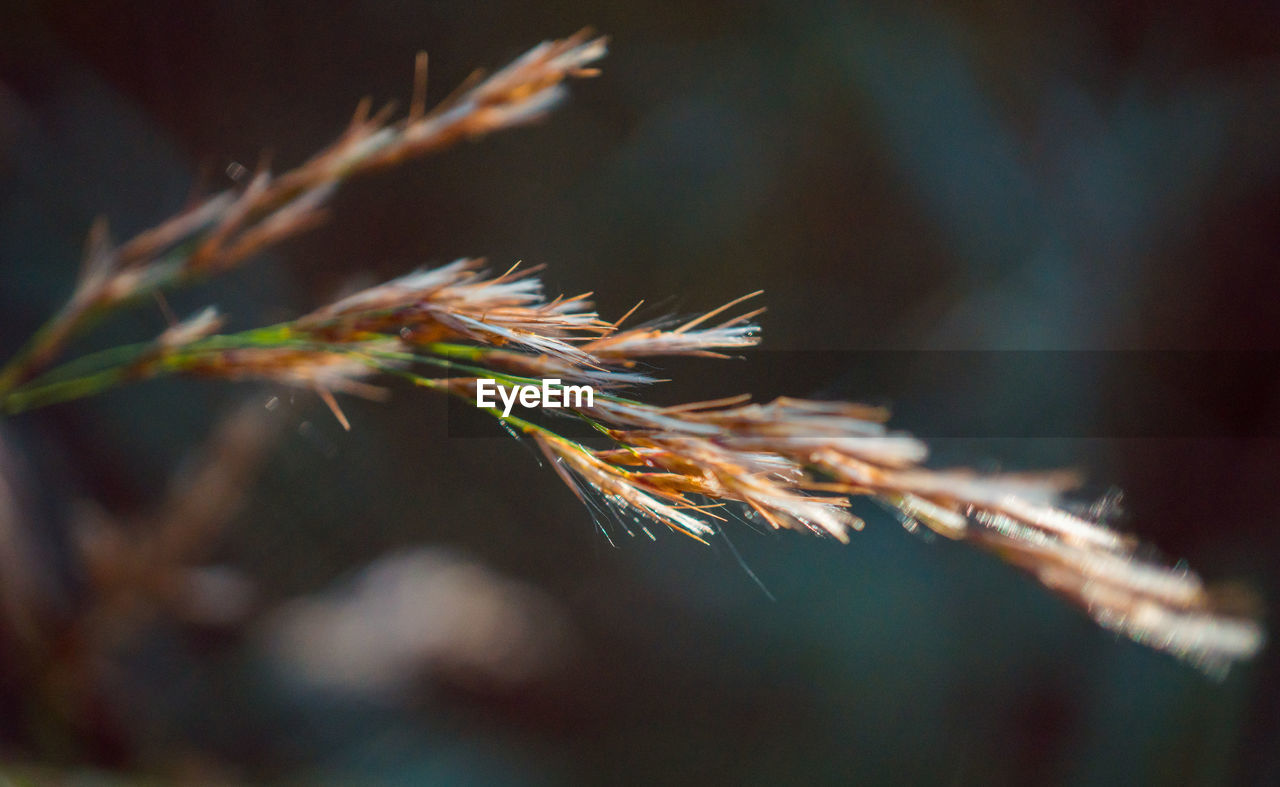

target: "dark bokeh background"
[2,1,1278,783]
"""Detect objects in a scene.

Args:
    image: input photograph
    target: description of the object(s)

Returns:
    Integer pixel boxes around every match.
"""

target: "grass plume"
[0,31,1263,679]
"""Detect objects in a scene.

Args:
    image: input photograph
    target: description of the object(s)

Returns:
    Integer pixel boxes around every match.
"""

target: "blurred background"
[1,0,1278,783]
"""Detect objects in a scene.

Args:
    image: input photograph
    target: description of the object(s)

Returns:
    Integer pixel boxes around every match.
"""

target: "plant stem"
[1,367,138,415]
[0,299,96,400]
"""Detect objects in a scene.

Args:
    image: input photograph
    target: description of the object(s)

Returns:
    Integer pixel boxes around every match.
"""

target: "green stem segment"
[0,327,622,442]
[0,300,95,400]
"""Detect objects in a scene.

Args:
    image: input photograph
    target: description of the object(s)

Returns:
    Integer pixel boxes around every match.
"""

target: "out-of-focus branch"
[76,401,283,643]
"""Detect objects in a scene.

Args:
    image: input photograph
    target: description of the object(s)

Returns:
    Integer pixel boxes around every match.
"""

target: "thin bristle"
[409,51,429,121]
[612,300,645,328]
[674,290,763,334]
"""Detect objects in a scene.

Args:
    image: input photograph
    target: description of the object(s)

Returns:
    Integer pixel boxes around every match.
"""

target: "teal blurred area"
[1,1,1278,783]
